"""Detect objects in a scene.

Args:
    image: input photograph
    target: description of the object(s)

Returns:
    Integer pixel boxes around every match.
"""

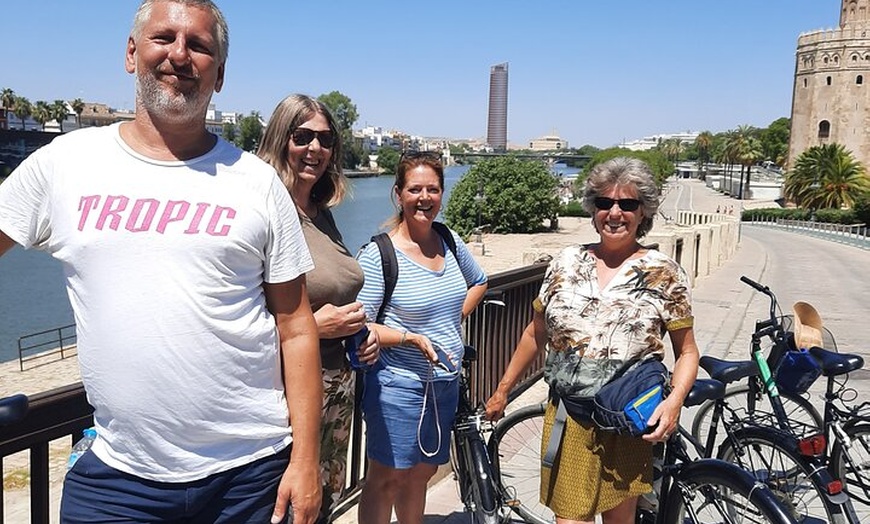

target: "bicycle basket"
[774,347,822,395]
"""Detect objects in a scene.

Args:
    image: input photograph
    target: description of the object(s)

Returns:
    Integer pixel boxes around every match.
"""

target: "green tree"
[317,91,358,132]
[71,98,85,129]
[1,88,15,112]
[222,121,237,144]
[735,125,762,199]
[375,146,400,175]
[32,101,51,130]
[760,117,790,167]
[695,131,714,174]
[575,148,673,195]
[784,143,870,209]
[318,91,362,170]
[12,96,32,130]
[444,157,559,237]
[52,100,68,132]
[236,111,263,152]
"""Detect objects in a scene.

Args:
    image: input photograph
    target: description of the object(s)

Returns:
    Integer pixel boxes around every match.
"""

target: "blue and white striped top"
[357,229,487,381]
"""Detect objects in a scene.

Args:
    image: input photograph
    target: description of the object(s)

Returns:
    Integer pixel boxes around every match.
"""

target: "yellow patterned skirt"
[540,400,653,520]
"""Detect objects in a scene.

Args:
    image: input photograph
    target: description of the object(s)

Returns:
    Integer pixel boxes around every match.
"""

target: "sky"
[0,1,841,148]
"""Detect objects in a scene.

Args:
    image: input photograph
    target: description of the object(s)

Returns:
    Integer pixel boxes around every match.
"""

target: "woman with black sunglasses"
[257,94,379,523]
[485,157,699,524]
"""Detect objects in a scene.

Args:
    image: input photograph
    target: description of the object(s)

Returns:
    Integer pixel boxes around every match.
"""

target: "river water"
[0,165,471,363]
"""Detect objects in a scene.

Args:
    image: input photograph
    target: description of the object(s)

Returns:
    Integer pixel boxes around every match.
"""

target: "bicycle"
[489,378,801,524]
[691,276,825,450]
[449,344,501,524]
[691,277,860,522]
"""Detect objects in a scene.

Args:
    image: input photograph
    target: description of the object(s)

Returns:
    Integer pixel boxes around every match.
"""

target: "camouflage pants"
[319,367,355,520]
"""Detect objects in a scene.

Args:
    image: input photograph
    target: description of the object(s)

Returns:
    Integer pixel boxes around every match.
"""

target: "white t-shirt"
[0,123,314,481]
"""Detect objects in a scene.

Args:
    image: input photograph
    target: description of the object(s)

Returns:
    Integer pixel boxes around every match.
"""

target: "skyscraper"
[486,63,508,151]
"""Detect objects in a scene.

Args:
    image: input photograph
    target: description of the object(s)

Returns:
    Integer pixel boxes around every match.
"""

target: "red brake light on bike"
[797,434,826,457]
[827,479,843,495]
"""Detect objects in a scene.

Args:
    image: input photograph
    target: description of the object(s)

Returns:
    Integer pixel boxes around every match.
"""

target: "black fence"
[0,262,548,523]
[18,324,77,372]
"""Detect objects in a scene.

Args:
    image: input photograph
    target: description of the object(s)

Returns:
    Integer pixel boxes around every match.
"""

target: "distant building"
[789,0,870,170]
[529,132,568,151]
[486,62,509,152]
[618,132,699,151]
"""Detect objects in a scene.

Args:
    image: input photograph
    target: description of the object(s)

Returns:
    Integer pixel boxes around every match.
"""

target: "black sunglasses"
[400,150,442,162]
[593,197,641,212]
[291,128,336,148]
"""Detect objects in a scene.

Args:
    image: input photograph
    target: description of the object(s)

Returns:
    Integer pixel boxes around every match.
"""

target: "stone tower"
[789,0,870,170]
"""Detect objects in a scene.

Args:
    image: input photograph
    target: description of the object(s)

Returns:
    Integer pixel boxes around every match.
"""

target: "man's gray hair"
[131,0,229,64]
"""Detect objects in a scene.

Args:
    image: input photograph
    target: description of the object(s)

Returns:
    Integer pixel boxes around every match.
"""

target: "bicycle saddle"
[699,356,756,385]
[0,393,28,426]
[808,347,864,377]
[684,379,726,408]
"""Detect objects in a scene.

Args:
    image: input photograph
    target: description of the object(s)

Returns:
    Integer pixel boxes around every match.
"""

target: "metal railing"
[17,324,77,372]
[0,263,548,524]
[745,217,869,250]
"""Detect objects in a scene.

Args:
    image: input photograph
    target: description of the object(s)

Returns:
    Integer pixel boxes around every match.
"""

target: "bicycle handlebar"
[740,275,771,296]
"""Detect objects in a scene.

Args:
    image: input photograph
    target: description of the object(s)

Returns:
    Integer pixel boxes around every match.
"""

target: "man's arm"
[264,277,322,524]
[0,230,18,258]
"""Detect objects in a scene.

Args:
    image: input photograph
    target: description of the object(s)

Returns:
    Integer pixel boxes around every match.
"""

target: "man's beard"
[135,69,210,123]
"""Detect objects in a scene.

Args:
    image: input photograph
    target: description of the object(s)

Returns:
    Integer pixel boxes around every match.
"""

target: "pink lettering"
[184,203,211,234]
[126,199,160,232]
[96,196,129,231]
[78,195,101,231]
[77,196,235,235]
[206,206,236,236]
[157,200,190,234]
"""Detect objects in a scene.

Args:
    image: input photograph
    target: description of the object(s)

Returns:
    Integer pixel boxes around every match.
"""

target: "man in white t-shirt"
[0,1,322,523]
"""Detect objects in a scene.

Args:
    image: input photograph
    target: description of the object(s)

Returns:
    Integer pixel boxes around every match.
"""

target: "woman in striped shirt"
[355,151,488,524]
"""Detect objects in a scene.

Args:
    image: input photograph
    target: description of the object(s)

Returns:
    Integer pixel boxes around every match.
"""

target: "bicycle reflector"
[826,479,844,495]
[797,434,826,457]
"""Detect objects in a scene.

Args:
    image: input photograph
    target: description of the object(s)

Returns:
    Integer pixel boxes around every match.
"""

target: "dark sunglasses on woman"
[291,128,336,149]
[593,197,641,212]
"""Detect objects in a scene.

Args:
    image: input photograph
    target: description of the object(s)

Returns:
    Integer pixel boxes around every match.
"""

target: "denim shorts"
[362,365,459,468]
[60,445,290,523]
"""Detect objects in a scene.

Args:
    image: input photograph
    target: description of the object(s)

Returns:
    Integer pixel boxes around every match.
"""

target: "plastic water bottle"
[67,427,97,471]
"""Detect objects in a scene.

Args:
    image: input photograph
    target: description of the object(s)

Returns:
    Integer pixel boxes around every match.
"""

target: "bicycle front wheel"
[717,426,835,523]
[830,422,870,511]
[488,403,553,524]
[664,459,797,524]
[464,436,500,524]
[691,384,823,448]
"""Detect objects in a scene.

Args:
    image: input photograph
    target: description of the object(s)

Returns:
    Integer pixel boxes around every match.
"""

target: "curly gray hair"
[582,157,660,238]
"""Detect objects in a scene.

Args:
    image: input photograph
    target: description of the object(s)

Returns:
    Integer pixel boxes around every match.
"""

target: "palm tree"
[695,131,713,179]
[71,98,85,129]
[1,88,15,111]
[32,101,51,131]
[51,100,69,132]
[11,96,32,130]
[785,143,870,209]
[719,130,740,196]
[735,125,762,199]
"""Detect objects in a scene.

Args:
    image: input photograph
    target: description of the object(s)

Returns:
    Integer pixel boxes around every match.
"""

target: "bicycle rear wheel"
[691,384,823,448]
[717,426,835,523]
[830,422,870,513]
[664,459,797,523]
[488,403,553,524]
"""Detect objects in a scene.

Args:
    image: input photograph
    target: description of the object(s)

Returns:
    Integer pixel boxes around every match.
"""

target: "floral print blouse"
[535,245,693,399]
